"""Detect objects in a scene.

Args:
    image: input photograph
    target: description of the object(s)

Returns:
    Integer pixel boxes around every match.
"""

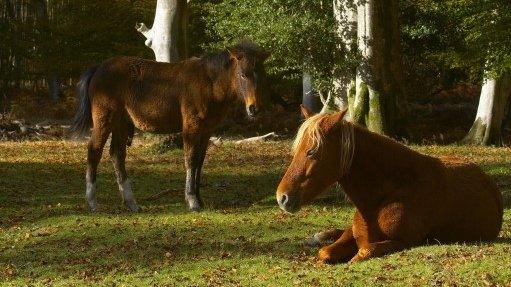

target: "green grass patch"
[0,140,510,286]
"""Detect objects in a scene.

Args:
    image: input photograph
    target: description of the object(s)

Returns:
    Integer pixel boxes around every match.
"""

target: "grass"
[0,138,510,286]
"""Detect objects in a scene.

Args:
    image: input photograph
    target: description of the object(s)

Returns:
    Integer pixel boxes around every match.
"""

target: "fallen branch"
[234,132,279,145]
[144,189,175,201]
[209,137,223,146]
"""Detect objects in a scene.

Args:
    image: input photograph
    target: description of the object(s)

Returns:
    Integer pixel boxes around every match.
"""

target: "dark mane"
[230,40,265,57]
[200,40,266,78]
[201,50,230,78]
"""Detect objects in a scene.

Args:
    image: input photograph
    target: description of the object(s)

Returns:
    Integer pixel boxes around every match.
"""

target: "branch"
[209,137,223,146]
[234,132,279,145]
[135,22,153,48]
[135,22,151,37]
[320,91,340,114]
[318,90,328,106]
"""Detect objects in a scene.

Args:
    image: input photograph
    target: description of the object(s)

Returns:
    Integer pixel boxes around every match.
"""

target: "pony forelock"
[292,114,327,156]
[292,113,355,178]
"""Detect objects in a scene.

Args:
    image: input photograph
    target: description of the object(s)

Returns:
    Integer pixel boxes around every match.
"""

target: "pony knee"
[318,246,337,264]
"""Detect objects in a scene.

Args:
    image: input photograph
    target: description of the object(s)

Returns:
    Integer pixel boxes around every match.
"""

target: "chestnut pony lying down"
[276,107,503,263]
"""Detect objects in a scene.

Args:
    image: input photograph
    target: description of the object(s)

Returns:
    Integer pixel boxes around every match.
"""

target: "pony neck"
[202,51,237,102]
[338,125,419,211]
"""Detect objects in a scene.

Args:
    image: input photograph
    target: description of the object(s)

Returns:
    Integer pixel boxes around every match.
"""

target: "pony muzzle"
[244,94,260,118]
[245,103,259,118]
[276,191,301,213]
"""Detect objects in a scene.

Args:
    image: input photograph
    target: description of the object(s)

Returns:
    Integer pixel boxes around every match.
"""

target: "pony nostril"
[279,194,289,206]
[248,105,258,115]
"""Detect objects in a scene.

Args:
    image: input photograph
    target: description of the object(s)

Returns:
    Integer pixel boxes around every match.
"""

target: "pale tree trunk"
[136,0,187,62]
[462,71,511,146]
[329,0,357,115]
[350,0,407,137]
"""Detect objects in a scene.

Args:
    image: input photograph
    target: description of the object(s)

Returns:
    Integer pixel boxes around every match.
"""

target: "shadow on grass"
[0,216,310,279]
[1,157,510,227]
[0,159,315,224]
[0,157,354,227]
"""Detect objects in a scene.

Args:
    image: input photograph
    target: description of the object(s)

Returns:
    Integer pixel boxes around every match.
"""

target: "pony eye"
[306,149,315,157]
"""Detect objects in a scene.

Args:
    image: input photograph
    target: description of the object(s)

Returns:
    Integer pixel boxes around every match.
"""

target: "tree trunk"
[36,0,61,102]
[302,71,322,114]
[332,0,357,114]
[462,71,511,146]
[136,0,187,62]
[351,0,407,137]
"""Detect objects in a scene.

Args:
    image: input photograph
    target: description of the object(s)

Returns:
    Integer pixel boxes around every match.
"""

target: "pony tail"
[72,65,99,136]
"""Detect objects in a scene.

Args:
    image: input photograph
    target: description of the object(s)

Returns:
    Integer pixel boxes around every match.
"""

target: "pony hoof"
[88,201,99,212]
[125,201,140,212]
[348,255,361,264]
[189,204,202,212]
[186,197,203,212]
[349,249,369,263]
[304,232,328,247]
[305,236,321,247]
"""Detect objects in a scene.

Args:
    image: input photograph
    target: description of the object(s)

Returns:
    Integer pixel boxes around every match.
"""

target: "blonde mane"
[292,113,355,177]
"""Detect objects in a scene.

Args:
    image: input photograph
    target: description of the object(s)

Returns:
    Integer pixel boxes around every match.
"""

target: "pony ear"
[227,49,235,60]
[300,104,315,119]
[259,51,270,61]
[228,49,243,61]
[331,108,349,128]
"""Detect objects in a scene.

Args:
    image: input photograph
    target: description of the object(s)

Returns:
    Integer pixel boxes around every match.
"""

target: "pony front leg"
[183,135,209,212]
[349,240,405,263]
[318,227,358,264]
[86,170,98,212]
[184,168,202,211]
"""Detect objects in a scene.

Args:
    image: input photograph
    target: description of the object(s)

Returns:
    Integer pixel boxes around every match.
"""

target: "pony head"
[227,41,269,118]
[276,107,353,213]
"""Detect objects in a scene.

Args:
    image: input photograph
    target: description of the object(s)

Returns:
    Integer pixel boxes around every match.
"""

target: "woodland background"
[0,0,510,144]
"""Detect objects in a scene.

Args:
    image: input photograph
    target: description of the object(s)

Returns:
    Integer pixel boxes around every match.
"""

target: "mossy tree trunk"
[136,0,188,63]
[350,0,407,137]
[462,71,511,146]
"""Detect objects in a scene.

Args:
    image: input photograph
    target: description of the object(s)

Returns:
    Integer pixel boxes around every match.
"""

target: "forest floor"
[0,138,510,286]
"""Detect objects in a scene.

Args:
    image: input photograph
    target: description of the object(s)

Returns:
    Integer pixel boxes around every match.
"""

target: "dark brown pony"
[72,41,268,212]
[276,107,503,263]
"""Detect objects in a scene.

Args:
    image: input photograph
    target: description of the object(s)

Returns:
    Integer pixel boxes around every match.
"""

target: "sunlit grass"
[0,139,510,286]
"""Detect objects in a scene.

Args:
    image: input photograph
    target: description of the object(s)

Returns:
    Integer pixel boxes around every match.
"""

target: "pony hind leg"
[318,227,358,264]
[86,121,112,212]
[110,122,139,212]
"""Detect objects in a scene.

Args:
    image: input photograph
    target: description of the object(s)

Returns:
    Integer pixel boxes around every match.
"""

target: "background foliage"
[0,0,510,115]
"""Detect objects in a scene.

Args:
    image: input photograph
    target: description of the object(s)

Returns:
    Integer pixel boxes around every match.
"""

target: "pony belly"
[126,107,182,134]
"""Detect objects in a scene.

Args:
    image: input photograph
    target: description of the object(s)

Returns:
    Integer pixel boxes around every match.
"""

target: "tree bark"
[462,71,511,146]
[302,71,322,114]
[351,0,407,137]
[332,0,357,114]
[136,0,187,62]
